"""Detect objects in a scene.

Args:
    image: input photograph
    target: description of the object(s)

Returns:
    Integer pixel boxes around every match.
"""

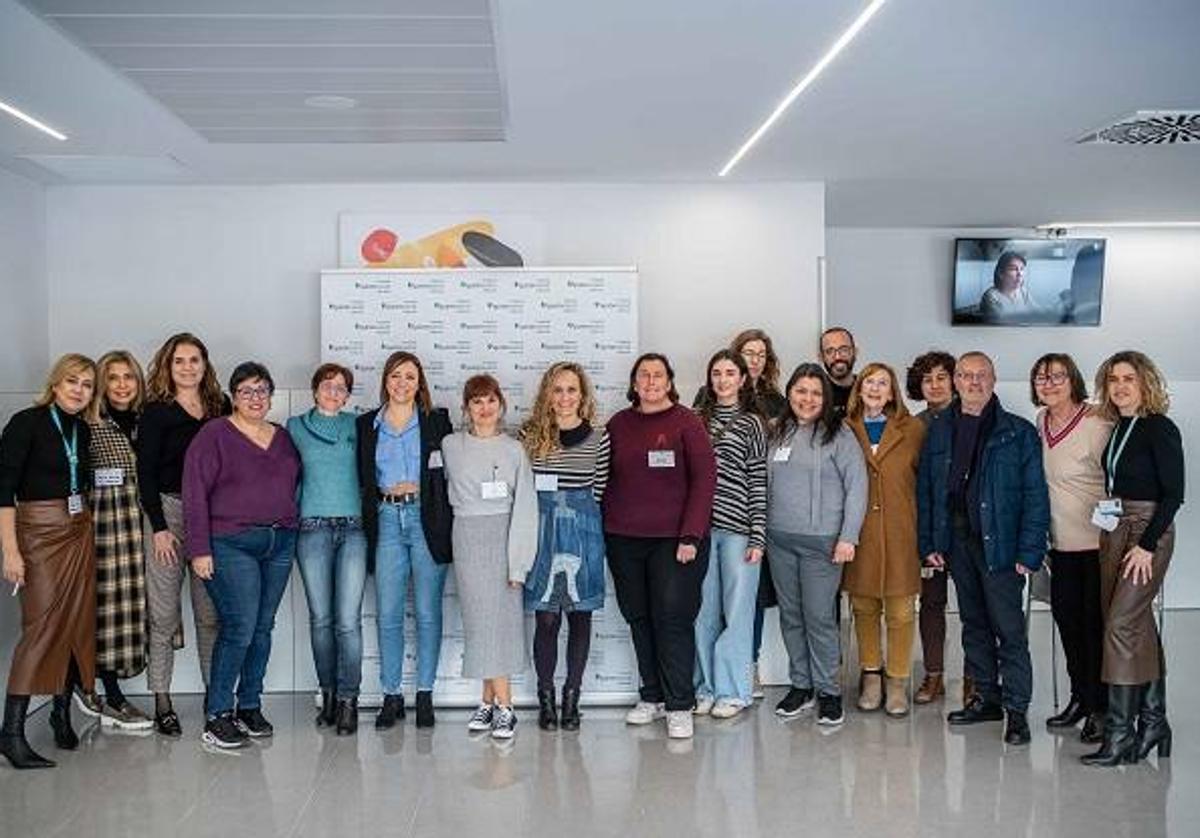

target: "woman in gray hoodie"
[767,363,867,727]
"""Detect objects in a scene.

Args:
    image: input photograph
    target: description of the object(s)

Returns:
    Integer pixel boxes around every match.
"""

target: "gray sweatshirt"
[767,423,868,544]
[441,430,539,583]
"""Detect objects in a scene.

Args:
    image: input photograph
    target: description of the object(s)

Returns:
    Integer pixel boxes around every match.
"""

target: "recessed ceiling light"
[0,97,68,141]
[719,0,888,177]
[304,95,359,110]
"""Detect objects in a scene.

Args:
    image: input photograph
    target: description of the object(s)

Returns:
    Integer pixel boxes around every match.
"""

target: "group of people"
[0,325,1183,769]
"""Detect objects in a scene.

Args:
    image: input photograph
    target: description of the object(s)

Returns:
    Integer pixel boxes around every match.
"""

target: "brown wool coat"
[842,413,926,598]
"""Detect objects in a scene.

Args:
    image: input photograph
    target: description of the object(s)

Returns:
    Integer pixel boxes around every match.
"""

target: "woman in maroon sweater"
[596,353,716,740]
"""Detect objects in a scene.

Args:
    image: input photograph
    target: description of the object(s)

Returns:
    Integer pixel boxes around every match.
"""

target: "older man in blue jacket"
[917,351,1049,745]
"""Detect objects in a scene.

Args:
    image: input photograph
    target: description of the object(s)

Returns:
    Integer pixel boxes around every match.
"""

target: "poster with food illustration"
[339,214,546,269]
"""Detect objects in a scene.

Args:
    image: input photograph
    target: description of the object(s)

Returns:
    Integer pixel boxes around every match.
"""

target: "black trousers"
[606,534,709,711]
[949,514,1032,712]
[1048,549,1105,712]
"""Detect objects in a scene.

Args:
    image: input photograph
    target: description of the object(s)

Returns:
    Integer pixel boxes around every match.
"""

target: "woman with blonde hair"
[137,332,228,736]
[1,354,97,768]
[1083,351,1184,766]
[520,361,607,730]
[72,351,154,730]
[842,362,925,717]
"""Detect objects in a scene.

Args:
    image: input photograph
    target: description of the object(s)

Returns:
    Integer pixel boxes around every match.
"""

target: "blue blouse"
[374,411,421,487]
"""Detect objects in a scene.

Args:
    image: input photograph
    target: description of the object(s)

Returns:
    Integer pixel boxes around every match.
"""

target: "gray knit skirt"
[452,514,528,679]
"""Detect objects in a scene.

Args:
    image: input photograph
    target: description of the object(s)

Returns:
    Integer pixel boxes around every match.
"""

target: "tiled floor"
[3,611,1196,837]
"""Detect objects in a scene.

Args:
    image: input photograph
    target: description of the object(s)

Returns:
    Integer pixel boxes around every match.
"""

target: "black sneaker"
[155,710,183,738]
[947,693,1005,726]
[491,705,518,740]
[234,708,274,738]
[202,713,249,750]
[467,703,496,732]
[775,687,815,718]
[817,693,845,726]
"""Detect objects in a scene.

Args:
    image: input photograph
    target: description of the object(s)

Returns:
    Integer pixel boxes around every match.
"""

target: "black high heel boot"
[316,690,336,728]
[537,688,558,731]
[1081,684,1141,766]
[1135,678,1171,759]
[335,698,358,736]
[560,687,581,731]
[49,693,79,750]
[0,695,55,769]
[415,691,435,729]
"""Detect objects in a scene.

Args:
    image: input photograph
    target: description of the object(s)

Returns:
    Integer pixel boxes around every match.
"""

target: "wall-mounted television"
[952,238,1106,326]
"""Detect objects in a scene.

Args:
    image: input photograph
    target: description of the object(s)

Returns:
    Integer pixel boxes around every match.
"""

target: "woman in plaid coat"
[76,351,153,729]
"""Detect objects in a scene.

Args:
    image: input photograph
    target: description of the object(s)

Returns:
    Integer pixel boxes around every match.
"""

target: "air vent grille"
[1077,110,1200,145]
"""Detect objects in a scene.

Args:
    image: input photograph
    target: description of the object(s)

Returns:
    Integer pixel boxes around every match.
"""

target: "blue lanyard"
[1104,416,1138,497]
[49,405,80,495]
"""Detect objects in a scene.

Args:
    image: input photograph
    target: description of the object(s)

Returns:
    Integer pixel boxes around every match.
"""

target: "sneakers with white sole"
[467,703,496,732]
[711,699,746,719]
[817,693,845,726]
[625,701,666,725]
[491,705,517,740]
[693,696,714,716]
[666,710,694,739]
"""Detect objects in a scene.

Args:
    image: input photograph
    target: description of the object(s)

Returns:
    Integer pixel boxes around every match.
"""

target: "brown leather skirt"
[6,500,96,695]
[1098,500,1173,685]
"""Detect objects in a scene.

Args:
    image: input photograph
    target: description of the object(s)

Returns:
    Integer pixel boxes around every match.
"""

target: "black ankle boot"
[375,694,404,730]
[0,695,55,769]
[1081,684,1141,766]
[1080,711,1105,744]
[537,688,558,731]
[335,698,358,736]
[415,691,435,729]
[1045,696,1087,729]
[49,694,79,750]
[560,687,581,731]
[316,690,336,728]
[1135,678,1171,760]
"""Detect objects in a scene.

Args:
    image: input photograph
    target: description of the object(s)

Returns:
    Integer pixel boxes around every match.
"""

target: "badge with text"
[647,450,676,468]
[428,450,444,469]
[535,473,559,492]
[773,446,792,462]
[94,468,125,487]
[67,494,84,516]
[481,480,510,500]
[1091,508,1119,532]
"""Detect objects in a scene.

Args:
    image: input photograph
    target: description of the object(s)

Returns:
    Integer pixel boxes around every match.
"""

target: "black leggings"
[533,611,593,691]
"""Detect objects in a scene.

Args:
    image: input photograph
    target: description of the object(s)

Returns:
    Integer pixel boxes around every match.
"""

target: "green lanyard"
[49,405,80,496]
[1104,416,1138,497]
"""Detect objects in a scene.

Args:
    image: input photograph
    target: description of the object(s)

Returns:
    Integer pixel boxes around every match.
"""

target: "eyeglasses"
[236,386,272,401]
[822,346,854,359]
[954,372,991,383]
[1033,372,1068,386]
[318,383,349,396]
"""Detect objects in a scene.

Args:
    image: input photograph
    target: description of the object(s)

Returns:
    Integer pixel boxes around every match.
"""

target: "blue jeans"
[376,503,448,693]
[694,529,761,705]
[205,526,297,717]
[296,519,367,699]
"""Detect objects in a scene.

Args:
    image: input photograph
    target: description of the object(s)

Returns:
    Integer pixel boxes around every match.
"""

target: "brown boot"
[857,670,883,711]
[885,677,909,717]
[914,673,945,704]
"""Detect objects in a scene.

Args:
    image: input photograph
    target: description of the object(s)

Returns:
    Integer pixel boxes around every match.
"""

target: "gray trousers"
[145,494,220,692]
[767,530,842,696]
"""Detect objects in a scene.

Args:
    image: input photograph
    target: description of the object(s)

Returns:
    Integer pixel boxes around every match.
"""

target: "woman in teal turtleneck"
[287,363,365,735]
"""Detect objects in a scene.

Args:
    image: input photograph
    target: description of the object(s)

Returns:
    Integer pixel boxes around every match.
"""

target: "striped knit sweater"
[527,422,608,489]
[706,404,768,550]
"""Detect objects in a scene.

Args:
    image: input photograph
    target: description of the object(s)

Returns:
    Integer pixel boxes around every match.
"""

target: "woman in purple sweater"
[596,353,716,740]
[183,362,301,751]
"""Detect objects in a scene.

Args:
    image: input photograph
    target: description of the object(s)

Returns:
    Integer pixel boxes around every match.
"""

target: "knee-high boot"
[0,694,56,769]
[1081,684,1141,767]
[1135,678,1171,759]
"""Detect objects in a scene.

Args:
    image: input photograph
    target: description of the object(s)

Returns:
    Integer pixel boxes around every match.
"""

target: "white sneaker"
[666,710,694,739]
[625,701,666,725]
[711,699,746,719]
[467,703,496,732]
[693,696,714,716]
[491,705,517,740]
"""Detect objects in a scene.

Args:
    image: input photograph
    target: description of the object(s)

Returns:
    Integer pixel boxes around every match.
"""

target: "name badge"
[67,494,84,516]
[773,446,792,462]
[1097,498,1123,516]
[648,450,676,468]
[94,468,124,487]
[1091,508,1119,533]
[481,480,510,500]
[535,474,559,493]
[428,451,444,469]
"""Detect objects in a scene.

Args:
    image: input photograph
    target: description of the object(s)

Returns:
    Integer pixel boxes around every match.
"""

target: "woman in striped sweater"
[692,350,767,718]
[520,362,608,731]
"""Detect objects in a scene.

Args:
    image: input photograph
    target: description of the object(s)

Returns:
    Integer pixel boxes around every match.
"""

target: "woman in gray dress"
[441,375,538,740]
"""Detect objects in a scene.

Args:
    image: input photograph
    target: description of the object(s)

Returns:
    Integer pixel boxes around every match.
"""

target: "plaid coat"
[89,417,148,677]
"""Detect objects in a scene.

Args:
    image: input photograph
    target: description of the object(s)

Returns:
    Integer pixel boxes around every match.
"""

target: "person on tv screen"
[978,252,1043,323]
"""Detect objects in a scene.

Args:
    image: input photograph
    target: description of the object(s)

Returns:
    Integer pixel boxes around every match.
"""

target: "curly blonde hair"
[1094,350,1171,419]
[521,362,598,461]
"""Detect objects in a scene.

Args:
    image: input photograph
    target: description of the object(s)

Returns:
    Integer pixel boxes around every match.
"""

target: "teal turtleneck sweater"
[285,409,361,519]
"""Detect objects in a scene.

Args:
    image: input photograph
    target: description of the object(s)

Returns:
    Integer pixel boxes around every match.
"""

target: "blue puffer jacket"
[917,397,1049,572]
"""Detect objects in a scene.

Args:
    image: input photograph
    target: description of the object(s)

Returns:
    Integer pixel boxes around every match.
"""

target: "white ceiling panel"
[180,108,502,130]
[157,89,501,110]
[89,44,498,72]
[200,127,501,143]
[34,0,490,16]
[51,17,495,46]
[128,69,500,93]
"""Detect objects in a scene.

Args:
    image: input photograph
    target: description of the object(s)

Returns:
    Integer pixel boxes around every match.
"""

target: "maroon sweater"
[598,404,716,540]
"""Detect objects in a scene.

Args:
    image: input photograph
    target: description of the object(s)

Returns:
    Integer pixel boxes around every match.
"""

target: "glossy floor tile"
[2,611,1197,837]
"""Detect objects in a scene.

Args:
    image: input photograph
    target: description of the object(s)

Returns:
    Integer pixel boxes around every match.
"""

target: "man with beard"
[820,327,857,417]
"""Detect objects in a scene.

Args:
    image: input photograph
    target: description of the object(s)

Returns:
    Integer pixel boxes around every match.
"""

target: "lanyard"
[49,405,80,495]
[1104,416,1138,496]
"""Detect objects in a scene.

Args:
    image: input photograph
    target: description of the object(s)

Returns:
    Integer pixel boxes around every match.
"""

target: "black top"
[949,413,983,517]
[0,405,93,506]
[831,379,854,418]
[560,421,593,448]
[108,406,138,441]
[136,397,230,532]
[1107,413,1185,552]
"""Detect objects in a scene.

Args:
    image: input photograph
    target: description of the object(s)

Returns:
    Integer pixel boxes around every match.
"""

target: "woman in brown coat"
[843,362,926,717]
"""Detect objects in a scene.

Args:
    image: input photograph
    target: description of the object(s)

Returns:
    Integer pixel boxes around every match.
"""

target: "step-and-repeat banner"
[320,267,640,704]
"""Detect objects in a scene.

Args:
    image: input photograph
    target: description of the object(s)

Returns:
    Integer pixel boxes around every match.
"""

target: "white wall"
[828,226,1200,607]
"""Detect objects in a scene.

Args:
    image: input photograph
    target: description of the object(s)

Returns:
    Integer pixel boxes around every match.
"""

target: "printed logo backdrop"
[320,267,640,703]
